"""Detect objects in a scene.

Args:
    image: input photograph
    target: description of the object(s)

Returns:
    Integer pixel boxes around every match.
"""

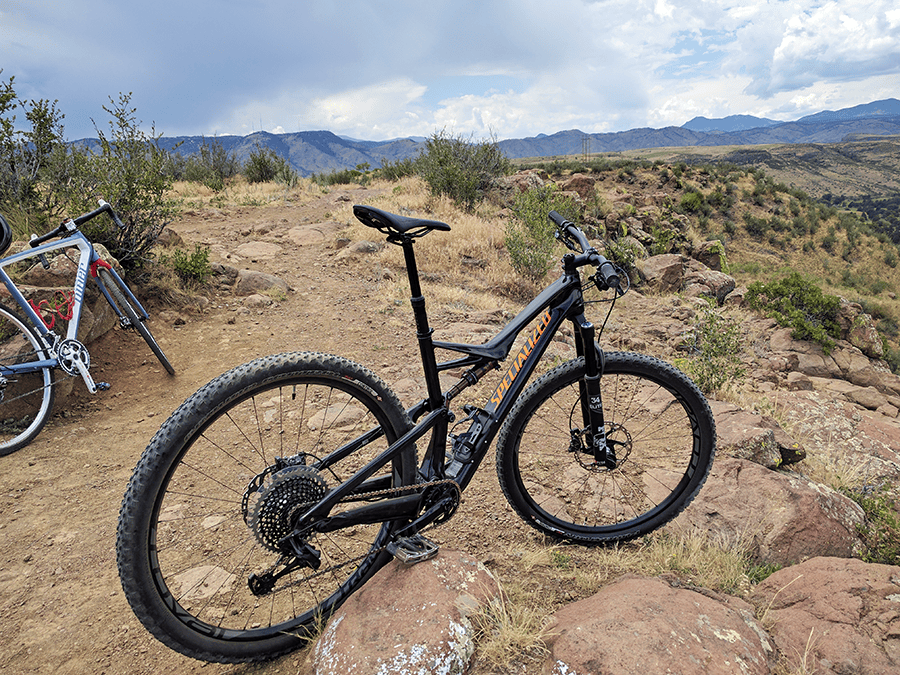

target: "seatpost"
[400,238,444,410]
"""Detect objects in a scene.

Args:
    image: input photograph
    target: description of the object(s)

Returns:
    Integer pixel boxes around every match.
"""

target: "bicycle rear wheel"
[496,351,715,543]
[116,352,415,663]
[97,267,174,375]
[0,303,55,455]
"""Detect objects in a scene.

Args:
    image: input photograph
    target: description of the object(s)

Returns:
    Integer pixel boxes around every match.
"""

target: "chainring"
[247,465,328,553]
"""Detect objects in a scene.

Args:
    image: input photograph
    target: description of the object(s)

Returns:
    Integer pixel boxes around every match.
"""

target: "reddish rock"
[636,254,684,293]
[675,458,865,565]
[711,401,805,467]
[310,549,498,675]
[546,576,772,675]
[751,557,900,674]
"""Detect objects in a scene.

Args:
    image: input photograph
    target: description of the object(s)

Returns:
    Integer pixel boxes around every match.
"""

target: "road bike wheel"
[97,267,174,375]
[116,352,415,663]
[496,351,715,543]
[0,303,56,455]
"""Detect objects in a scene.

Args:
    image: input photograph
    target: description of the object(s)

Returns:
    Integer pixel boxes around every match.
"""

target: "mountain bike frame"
[289,207,622,547]
[0,201,149,393]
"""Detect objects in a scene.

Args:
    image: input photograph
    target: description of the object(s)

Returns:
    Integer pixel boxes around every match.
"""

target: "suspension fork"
[573,314,614,468]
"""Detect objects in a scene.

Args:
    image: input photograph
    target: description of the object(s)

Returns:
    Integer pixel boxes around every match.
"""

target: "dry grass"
[469,582,553,671]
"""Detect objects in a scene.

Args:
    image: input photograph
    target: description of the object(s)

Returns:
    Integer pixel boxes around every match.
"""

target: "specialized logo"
[489,310,552,408]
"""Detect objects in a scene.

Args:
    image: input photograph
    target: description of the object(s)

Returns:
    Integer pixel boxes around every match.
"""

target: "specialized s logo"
[489,310,552,408]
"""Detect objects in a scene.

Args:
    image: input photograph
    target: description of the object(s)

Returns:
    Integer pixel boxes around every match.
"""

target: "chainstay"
[261,478,460,595]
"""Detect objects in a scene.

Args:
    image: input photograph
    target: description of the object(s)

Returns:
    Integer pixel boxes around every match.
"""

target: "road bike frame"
[0,203,153,393]
[291,212,617,543]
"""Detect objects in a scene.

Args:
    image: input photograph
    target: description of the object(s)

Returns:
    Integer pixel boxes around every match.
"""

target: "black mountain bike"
[116,206,716,663]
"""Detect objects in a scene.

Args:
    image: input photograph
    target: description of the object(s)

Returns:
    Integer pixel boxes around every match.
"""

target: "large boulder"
[546,575,772,675]
[309,549,498,675]
[711,401,806,467]
[750,557,900,674]
[675,458,865,565]
[636,253,684,293]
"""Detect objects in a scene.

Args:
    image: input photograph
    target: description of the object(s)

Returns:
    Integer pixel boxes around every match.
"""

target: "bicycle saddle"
[0,213,12,257]
[353,205,451,236]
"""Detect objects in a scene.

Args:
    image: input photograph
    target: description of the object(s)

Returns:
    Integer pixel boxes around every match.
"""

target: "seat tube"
[401,239,443,409]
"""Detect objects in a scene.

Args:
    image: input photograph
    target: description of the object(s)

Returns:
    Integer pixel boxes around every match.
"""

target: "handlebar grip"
[595,258,620,290]
[548,210,566,227]
[98,199,126,230]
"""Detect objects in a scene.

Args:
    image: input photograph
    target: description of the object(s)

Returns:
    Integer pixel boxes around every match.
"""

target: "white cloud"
[3,0,898,141]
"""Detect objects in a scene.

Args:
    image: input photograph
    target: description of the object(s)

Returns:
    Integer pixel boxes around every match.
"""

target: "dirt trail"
[0,186,423,675]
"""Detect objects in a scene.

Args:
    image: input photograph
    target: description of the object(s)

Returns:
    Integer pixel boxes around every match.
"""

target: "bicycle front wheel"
[496,351,715,543]
[116,352,415,663]
[0,302,55,455]
[98,267,174,375]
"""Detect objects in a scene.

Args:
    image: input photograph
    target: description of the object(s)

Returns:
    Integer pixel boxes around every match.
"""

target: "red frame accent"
[90,259,112,278]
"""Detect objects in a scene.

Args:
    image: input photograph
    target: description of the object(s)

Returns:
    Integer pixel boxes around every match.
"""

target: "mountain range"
[146,98,900,177]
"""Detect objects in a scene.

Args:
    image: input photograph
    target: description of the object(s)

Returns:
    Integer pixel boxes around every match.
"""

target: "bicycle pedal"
[95,382,111,391]
[387,533,439,565]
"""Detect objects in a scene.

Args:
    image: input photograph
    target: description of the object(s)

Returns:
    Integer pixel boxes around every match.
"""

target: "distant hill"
[681,114,779,133]
[103,98,900,177]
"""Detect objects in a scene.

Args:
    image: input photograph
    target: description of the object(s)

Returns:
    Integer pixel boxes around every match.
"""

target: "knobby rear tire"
[98,267,174,375]
[0,302,55,455]
[496,351,715,543]
[116,352,415,663]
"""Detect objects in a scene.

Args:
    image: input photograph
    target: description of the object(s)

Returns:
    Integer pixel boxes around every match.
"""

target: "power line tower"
[582,134,591,163]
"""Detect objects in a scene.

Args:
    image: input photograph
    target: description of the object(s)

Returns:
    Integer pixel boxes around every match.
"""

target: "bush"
[746,272,841,352]
[180,136,240,191]
[505,185,576,281]
[677,303,745,394]
[0,72,72,232]
[413,130,510,211]
[244,143,294,183]
[159,244,212,284]
[67,93,180,272]
[845,486,900,565]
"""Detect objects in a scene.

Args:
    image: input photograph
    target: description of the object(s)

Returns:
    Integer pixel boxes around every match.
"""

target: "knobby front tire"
[98,267,174,375]
[496,351,715,543]
[116,352,415,663]
[0,303,55,455]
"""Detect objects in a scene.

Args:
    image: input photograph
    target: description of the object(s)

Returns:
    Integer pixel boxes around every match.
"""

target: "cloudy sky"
[2,0,899,142]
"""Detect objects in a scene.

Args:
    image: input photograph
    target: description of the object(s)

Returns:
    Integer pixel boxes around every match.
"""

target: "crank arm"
[393,494,458,539]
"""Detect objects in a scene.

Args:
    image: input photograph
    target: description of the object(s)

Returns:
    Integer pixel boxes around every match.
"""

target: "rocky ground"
[1,182,899,675]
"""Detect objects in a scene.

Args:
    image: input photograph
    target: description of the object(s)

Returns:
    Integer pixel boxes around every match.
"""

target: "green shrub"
[0,72,72,232]
[845,486,900,565]
[243,143,293,183]
[179,136,240,191]
[677,303,745,394]
[413,130,510,211]
[678,190,705,214]
[159,244,212,283]
[746,272,841,352]
[67,93,180,272]
[505,185,575,281]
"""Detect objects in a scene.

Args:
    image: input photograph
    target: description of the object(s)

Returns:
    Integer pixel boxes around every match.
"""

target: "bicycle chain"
[258,477,460,595]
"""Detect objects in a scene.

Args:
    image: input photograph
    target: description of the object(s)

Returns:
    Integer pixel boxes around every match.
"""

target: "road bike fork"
[573,315,614,468]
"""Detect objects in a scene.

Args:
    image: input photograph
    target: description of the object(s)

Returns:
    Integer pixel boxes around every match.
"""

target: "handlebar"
[548,211,621,291]
[29,199,126,249]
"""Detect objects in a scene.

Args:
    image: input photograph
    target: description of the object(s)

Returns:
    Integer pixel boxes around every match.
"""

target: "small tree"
[505,185,576,282]
[183,136,240,191]
[414,130,510,211]
[243,143,293,183]
[677,303,745,395]
[0,72,72,232]
[70,93,180,271]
